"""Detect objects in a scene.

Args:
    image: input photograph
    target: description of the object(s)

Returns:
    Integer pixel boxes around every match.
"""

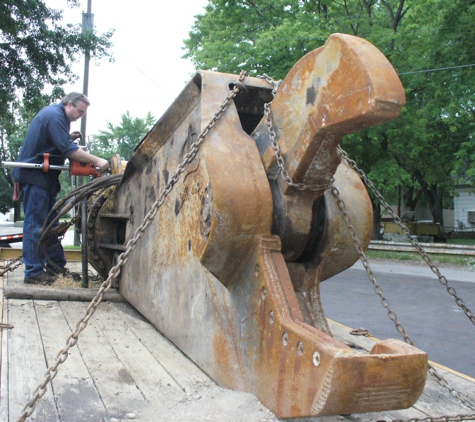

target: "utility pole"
[78,0,94,287]
[81,0,93,149]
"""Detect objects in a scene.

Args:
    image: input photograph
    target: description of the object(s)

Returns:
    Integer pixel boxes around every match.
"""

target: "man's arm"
[68,149,109,170]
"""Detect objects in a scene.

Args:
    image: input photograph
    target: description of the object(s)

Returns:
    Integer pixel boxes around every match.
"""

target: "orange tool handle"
[69,160,102,178]
[43,153,50,173]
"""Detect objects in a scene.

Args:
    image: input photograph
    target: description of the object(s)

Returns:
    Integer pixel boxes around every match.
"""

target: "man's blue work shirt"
[13,103,79,194]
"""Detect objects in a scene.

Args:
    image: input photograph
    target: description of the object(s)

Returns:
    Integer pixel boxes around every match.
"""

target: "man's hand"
[95,158,110,171]
[70,131,83,141]
[68,149,109,171]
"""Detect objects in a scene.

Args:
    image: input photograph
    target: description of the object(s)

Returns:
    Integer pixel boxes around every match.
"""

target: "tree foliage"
[0,0,113,119]
[88,111,155,161]
[0,101,29,214]
[184,0,475,227]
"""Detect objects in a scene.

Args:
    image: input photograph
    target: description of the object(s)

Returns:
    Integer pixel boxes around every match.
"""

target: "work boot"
[24,272,56,286]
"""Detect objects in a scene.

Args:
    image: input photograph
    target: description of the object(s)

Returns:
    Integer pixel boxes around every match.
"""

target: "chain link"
[329,183,415,343]
[256,74,475,418]
[257,74,333,192]
[338,147,475,328]
[17,70,249,422]
[334,148,475,414]
[0,255,23,276]
[257,73,281,97]
[262,103,333,192]
[17,71,475,421]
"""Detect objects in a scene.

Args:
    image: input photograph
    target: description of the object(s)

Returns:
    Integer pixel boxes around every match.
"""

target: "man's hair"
[61,92,90,107]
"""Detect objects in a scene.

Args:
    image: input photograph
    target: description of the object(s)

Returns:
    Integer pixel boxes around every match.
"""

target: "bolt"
[313,351,321,366]
[282,332,289,346]
[261,286,267,300]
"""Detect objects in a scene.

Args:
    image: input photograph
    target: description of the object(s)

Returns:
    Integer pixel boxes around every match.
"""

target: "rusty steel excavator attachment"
[88,34,428,418]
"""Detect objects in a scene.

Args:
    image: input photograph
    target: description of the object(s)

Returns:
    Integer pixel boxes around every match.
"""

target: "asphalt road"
[320,261,475,379]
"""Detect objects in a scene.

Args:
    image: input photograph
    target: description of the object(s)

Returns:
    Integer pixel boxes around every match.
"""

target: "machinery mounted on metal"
[85,33,428,418]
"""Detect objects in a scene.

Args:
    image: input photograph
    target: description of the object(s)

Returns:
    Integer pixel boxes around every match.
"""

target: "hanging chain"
[17,71,475,421]
[258,73,475,419]
[263,103,334,192]
[257,73,281,97]
[333,148,475,415]
[328,183,416,344]
[338,147,475,328]
[329,181,475,414]
[0,255,23,276]
[257,74,333,192]
[17,70,249,422]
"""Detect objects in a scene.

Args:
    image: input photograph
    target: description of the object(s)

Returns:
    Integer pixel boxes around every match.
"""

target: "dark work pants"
[22,184,66,277]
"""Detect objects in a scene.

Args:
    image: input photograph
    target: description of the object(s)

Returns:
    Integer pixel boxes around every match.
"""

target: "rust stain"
[89,34,425,419]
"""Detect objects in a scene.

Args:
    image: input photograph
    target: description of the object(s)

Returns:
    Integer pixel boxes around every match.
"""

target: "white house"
[454,185,475,231]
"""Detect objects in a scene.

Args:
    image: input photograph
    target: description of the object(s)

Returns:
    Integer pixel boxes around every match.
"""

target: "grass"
[366,249,475,269]
[447,238,475,246]
[64,245,81,250]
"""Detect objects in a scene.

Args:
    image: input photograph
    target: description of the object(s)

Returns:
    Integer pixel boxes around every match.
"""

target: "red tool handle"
[69,160,102,178]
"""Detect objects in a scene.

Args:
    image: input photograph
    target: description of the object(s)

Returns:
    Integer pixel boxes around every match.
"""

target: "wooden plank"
[0,323,8,421]
[84,301,185,398]
[34,300,107,421]
[59,300,148,416]
[355,396,435,422]
[0,248,81,261]
[109,301,211,392]
[4,285,125,302]
[413,375,475,417]
[440,366,475,397]
[5,299,58,421]
[0,267,9,421]
[2,263,474,421]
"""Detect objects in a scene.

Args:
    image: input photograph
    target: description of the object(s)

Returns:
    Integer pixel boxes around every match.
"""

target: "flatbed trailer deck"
[1,261,474,422]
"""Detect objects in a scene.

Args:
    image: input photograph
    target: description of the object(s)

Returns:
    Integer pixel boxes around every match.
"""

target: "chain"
[333,148,475,415]
[337,147,475,327]
[329,183,416,344]
[257,73,281,97]
[0,255,23,276]
[258,73,328,192]
[262,103,334,192]
[259,73,475,418]
[257,74,333,193]
[17,70,249,422]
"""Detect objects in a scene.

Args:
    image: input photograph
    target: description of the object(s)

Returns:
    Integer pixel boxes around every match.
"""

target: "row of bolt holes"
[261,285,321,367]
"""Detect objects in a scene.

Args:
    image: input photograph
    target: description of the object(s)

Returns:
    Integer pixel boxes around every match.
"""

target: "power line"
[120,52,177,100]
[398,63,475,76]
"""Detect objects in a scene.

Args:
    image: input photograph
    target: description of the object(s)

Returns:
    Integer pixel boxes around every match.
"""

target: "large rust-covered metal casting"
[87,34,428,418]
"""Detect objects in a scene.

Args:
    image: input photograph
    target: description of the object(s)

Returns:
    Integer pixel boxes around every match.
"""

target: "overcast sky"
[47,0,209,140]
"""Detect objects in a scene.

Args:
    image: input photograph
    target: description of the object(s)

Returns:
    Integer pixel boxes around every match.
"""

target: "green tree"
[0,0,113,119]
[184,0,475,231]
[390,0,474,223]
[89,111,155,161]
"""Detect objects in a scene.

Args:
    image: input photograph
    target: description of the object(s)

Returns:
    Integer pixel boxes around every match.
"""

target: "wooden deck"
[1,261,474,422]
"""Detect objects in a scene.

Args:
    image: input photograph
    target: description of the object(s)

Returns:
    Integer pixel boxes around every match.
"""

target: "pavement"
[323,259,475,378]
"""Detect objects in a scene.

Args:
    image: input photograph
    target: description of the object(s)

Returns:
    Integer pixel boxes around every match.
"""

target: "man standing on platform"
[13,92,109,285]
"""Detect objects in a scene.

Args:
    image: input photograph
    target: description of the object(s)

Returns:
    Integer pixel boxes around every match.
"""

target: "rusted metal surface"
[88,34,428,418]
